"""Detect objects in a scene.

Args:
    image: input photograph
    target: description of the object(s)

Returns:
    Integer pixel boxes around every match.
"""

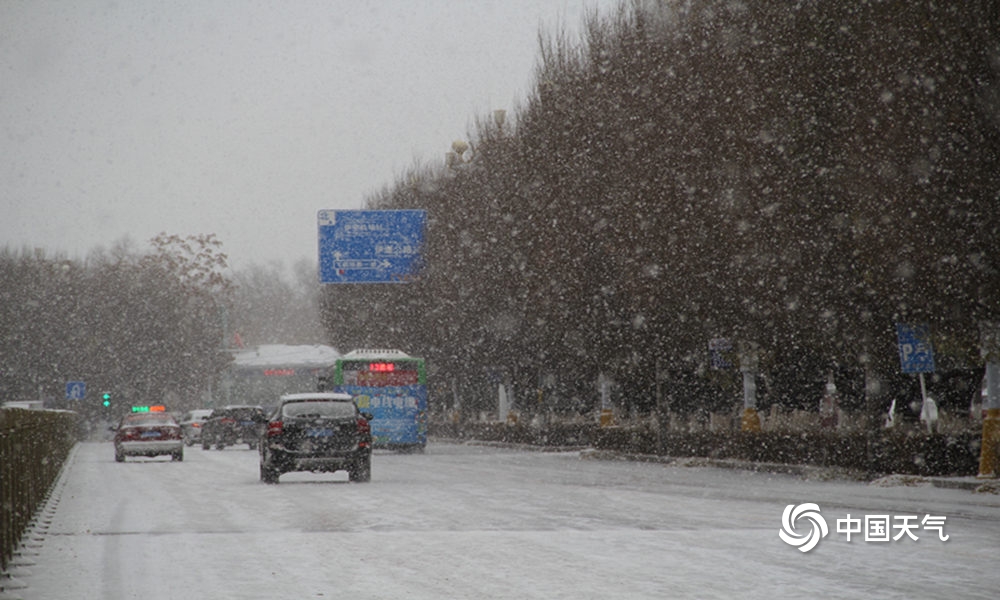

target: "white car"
[178,409,214,446]
[113,412,184,462]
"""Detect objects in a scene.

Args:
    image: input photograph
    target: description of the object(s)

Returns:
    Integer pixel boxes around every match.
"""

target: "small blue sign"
[65,380,86,400]
[708,338,732,369]
[318,210,426,284]
[896,324,935,374]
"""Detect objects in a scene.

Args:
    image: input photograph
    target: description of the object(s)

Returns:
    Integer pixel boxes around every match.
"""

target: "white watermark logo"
[780,504,950,552]
[779,503,829,552]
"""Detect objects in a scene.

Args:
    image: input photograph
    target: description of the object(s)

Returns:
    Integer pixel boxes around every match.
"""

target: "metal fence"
[0,408,80,573]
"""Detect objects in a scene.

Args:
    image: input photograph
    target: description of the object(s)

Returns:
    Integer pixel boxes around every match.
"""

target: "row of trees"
[1,235,231,413]
[229,260,325,348]
[321,1,1000,417]
[0,235,323,415]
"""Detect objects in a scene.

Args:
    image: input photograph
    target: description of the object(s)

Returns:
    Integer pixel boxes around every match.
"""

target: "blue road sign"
[318,210,426,284]
[896,323,935,374]
[66,380,86,400]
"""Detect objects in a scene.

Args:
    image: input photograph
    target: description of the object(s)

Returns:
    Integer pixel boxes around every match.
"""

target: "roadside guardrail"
[0,408,79,574]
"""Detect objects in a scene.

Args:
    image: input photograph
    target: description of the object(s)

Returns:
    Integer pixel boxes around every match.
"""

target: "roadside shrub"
[431,418,980,476]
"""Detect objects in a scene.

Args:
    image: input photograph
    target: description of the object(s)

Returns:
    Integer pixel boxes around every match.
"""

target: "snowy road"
[10,441,1000,599]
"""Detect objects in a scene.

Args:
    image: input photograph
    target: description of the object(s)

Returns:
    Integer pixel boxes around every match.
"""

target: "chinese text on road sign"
[318,210,426,284]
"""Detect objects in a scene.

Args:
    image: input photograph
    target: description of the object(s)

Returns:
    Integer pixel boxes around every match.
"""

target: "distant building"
[216,344,340,408]
[3,400,45,410]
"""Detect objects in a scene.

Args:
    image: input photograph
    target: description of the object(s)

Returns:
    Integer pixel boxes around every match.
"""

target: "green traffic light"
[102,392,111,407]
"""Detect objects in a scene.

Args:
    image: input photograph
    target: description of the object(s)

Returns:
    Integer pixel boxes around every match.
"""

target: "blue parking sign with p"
[896,324,935,374]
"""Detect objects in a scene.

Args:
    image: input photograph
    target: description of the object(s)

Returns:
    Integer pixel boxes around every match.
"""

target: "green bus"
[331,349,427,451]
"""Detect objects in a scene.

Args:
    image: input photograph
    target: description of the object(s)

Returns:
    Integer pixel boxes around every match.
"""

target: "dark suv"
[201,405,267,450]
[259,393,373,484]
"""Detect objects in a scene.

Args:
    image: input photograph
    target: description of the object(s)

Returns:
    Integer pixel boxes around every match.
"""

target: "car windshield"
[282,401,355,419]
[229,408,262,419]
[211,408,256,419]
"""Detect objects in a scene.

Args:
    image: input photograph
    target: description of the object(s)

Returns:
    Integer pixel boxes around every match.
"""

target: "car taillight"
[267,421,283,437]
[166,428,182,440]
[221,417,236,424]
[357,417,371,448]
[192,423,201,428]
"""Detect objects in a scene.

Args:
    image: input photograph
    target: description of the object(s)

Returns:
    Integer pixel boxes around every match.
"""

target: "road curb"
[580,448,1000,493]
[432,440,999,493]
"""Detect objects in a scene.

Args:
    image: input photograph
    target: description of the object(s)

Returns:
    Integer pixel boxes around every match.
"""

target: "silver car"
[178,409,214,446]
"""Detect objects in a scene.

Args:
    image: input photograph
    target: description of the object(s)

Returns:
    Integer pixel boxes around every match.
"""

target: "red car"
[113,412,184,462]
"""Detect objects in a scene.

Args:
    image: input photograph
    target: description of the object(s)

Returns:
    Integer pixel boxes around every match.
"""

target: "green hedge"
[594,428,980,476]
[432,421,598,448]
[431,420,981,477]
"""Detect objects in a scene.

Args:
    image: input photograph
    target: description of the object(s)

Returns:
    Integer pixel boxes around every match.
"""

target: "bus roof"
[232,344,340,368]
[342,349,413,359]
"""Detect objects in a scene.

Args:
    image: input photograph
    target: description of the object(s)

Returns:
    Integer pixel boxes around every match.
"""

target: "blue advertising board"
[896,323,935,374]
[317,209,426,284]
[337,384,428,446]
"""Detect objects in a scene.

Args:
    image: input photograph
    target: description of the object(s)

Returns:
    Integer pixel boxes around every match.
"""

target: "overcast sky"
[1,0,616,272]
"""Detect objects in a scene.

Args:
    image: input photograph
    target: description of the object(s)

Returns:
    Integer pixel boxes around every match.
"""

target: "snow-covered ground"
[5,441,999,599]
